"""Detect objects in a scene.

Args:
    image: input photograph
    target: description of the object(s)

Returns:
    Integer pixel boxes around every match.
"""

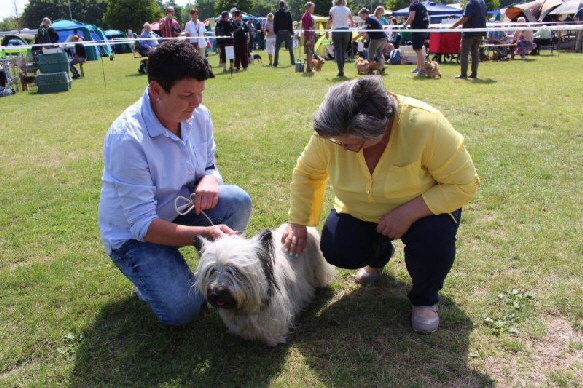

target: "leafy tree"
[250,0,274,16]
[196,0,216,19]
[214,0,255,14]
[0,17,20,31]
[22,0,108,29]
[104,0,163,33]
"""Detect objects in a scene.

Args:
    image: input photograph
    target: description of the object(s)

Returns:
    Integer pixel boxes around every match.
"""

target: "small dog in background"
[249,52,262,64]
[311,54,326,71]
[423,60,442,78]
[355,56,370,75]
[368,60,385,75]
[19,72,36,91]
[196,224,335,346]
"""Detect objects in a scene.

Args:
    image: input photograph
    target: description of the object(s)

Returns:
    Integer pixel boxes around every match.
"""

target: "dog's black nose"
[206,285,236,308]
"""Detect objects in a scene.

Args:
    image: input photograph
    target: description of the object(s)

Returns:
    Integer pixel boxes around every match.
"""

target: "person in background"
[247,19,257,52]
[184,8,207,58]
[69,35,86,79]
[327,0,354,77]
[137,23,159,73]
[374,6,389,25]
[232,10,249,71]
[451,0,487,78]
[532,24,552,55]
[405,0,429,75]
[263,13,277,65]
[389,17,401,48]
[273,0,295,67]
[574,7,583,52]
[98,40,251,327]
[159,6,181,38]
[215,11,235,73]
[282,76,479,334]
[356,8,386,73]
[302,2,316,73]
[512,16,535,60]
[35,17,59,53]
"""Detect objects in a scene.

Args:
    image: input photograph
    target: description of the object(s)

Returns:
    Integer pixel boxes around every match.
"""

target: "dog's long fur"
[311,55,325,71]
[195,224,335,346]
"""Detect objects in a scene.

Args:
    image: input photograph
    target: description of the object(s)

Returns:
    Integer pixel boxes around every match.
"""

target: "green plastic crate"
[39,61,69,73]
[37,72,71,94]
[38,52,68,65]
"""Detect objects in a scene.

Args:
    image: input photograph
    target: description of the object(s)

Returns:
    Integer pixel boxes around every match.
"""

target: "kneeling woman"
[282,76,478,333]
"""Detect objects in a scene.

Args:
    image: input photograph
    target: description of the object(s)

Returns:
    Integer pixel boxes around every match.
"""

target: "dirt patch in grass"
[483,316,583,386]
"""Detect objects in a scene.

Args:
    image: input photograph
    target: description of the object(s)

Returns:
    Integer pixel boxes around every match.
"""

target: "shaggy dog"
[195,225,335,346]
[423,60,442,79]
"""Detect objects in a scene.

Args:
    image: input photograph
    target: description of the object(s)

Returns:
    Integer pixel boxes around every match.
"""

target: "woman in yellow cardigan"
[282,76,478,333]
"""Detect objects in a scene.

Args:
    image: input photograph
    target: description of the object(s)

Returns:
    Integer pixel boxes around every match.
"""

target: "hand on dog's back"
[281,223,307,255]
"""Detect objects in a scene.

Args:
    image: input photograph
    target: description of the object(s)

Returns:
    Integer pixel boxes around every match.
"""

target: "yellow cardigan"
[288,95,479,225]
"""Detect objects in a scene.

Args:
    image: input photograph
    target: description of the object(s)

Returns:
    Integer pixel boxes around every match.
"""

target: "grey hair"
[305,2,315,9]
[313,76,397,140]
[333,0,346,6]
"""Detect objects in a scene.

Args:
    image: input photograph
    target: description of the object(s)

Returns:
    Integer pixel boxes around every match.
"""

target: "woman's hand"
[377,196,433,240]
[281,223,308,255]
[377,207,415,240]
[202,224,236,240]
[194,175,219,214]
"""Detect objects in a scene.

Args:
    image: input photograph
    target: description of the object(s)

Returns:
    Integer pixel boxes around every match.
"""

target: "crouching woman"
[282,76,478,333]
[98,41,251,326]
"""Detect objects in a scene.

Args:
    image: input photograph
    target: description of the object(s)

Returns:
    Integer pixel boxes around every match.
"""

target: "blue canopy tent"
[393,1,464,22]
[52,19,112,60]
[104,29,132,53]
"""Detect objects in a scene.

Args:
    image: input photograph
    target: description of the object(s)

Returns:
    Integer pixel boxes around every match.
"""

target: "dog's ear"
[255,229,273,252]
[255,229,279,293]
[193,235,208,253]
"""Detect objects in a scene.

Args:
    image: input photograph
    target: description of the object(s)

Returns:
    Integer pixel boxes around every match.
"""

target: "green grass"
[1,51,582,387]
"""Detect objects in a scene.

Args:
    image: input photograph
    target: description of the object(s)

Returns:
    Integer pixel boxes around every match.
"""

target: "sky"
[0,0,29,20]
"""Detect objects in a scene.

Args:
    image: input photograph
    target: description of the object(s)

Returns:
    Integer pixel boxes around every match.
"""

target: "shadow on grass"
[70,276,493,387]
[69,294,297,387]
[293,276,495,386]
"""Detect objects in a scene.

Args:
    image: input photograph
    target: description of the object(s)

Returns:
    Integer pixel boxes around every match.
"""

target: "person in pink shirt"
[159,6,181,38]
[302,2,316,72]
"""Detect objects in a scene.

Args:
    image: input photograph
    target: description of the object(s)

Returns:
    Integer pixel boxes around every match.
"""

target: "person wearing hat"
[273,0,295,67]
[215,11,235,73]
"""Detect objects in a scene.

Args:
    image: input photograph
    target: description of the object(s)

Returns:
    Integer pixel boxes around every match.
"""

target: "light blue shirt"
[139,31,159,49]
[98,87,222,254]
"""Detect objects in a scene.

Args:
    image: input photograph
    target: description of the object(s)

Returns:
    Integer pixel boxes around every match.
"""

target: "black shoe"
[72,74,80,79]
[337,71,344,77]
[468,74,477,78]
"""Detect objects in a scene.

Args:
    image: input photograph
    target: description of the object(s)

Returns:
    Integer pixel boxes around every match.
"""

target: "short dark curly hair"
[147,40,214,92]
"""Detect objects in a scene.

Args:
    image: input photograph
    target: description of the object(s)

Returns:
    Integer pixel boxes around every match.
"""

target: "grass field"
[0,50,582,387]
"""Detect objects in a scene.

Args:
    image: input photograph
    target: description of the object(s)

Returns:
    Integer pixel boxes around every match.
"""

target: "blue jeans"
[320,208,462,306]
[109,185,251,326]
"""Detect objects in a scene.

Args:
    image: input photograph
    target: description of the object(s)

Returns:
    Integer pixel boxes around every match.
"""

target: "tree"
[0,17,20,31]
[104,0,163,33]
[214,0,255,14]
[196,0,216,19]
[22,0,108,29]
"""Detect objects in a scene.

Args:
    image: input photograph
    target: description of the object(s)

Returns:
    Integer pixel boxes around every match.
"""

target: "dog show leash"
[174,193,215,226]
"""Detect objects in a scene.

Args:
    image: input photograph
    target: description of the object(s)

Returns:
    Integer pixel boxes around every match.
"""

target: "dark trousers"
[320,208,462,306]
[274,30,295,66]
[460,35,483,77]
[234,40,248,69]
[332,29,351,73]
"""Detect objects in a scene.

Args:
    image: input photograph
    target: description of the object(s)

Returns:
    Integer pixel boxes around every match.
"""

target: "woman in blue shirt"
[98,41,251,326]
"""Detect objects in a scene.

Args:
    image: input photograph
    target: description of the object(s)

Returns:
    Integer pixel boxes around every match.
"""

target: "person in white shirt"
[184,8,207,57]
[327,0,354,77]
